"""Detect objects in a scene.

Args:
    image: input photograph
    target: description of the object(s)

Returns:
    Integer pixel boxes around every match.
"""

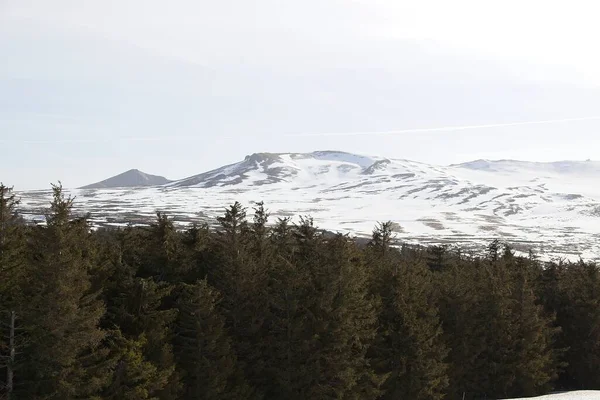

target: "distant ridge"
[80,153,600,190]
[16,151,600,260]
[80,169,171,189]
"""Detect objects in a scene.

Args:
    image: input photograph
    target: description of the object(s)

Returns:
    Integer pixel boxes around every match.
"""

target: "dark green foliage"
[0,184,598,399]
[0,184,26,304]
[437,244,562,399]
[174,280,254,400]
[0,184,27,398]
[541,260,600,389]
[368,223,448,400]
[103,331,169,400]
[18,183,109,399]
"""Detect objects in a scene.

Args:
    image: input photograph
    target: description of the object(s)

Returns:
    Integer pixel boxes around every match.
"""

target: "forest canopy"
[0,183,599,399]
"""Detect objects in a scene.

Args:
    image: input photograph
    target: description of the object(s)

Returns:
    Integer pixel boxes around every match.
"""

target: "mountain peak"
[169,150,388,189]
[80,169,171,189]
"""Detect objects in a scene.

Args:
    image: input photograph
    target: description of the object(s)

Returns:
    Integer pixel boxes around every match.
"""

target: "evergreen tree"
[211,202,268,397]
[439,248,561,399]
[367,223,448,400]
[103,330,168,400]
[19,183,109,399]
[0,184,27,399]
[260,216,304,398]
[373,263,448,398]
[0,191,599,399]
[110,277,179,396]
[100,232,179,399]
[270,220,385,399]
[509,264,562,397]
[435,256,487,399]
[547,260,600,389]
[0,184,25,304]
[180,223,212,282]
[313,234,384,399]
[174,280,254,400]
[141,212,187,282]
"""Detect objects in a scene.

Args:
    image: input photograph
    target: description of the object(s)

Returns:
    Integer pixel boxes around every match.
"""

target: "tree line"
[0,183,599,399]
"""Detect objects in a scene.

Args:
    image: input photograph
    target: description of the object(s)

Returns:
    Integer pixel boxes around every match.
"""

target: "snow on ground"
[506,391,600,399]
[15,152,600,261]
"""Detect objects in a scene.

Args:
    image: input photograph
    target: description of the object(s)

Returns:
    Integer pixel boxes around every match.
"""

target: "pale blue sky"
[1,0,600,189]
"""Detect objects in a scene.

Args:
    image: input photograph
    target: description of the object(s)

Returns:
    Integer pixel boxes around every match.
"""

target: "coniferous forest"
[1,183,600,400]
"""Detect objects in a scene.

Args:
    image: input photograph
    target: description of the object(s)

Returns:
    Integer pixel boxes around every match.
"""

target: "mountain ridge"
[80,169,171,189]
[82,151,600,189]
[19,151,600,261]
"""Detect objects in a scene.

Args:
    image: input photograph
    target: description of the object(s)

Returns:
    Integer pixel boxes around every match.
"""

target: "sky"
[1,0,600,189]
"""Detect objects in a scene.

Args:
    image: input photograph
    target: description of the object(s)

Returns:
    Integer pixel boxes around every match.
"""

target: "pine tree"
[210,202,269,397]
[547,260,600,389]
[268,220,384,399]
[367,223,448,400]
[180,223,212,282]
[174,280,255,399]
[508,264,562,397]
[210,201,250,323]
[103,330,168,400]
[109,276,179,396]
[312,234,385,399]
[0,184,25,303]
[141,212,187,282]
[374,260,448,399]
[0,184,27,399]
[439,248,561,399]
[99,229,179,399]
[494,251,561,398]
[19,183,109,399]
[260,216,304,398]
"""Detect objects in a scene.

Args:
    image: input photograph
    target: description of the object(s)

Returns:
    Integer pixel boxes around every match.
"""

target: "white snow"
[15,152,600,260]
[506,391,600,399]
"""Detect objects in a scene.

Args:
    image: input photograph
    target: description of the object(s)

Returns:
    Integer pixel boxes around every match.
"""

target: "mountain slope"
[81,169,171,189]
[16,151,600,260]
[169,151,384,188]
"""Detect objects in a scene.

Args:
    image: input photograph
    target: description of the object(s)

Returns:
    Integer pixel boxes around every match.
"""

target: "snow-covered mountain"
[169,151,388,188]
[17,151,600,260]
[80,169,171,189]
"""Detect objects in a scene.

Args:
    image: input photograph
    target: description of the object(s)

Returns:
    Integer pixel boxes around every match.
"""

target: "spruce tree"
[174,280,254,400]
[268,220,384,399]
[547,260,600,389]
[260,216,304,398]
[367,223,448,400]
[494,250,561,398]
[141,212,187,282]
[211,202,268,397]
[0,184,27,399]
[103,330,168,400]
[180,223,212,282]
[100,234,179,399]
[508,264,562,397]
[19,183,109,399]
[374,261,448,399]
[439,247,561,399]
[313,234,384,399]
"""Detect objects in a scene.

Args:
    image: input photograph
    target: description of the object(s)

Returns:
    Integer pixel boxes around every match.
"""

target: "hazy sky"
[1,0,600,189]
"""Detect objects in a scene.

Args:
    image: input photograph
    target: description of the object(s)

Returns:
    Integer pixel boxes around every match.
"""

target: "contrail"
[284,116,600,138]
[2,116,599,144]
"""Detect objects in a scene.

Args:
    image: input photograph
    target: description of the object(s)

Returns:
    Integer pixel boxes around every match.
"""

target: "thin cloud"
[284,116,600,138]
[2,116,600,144]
